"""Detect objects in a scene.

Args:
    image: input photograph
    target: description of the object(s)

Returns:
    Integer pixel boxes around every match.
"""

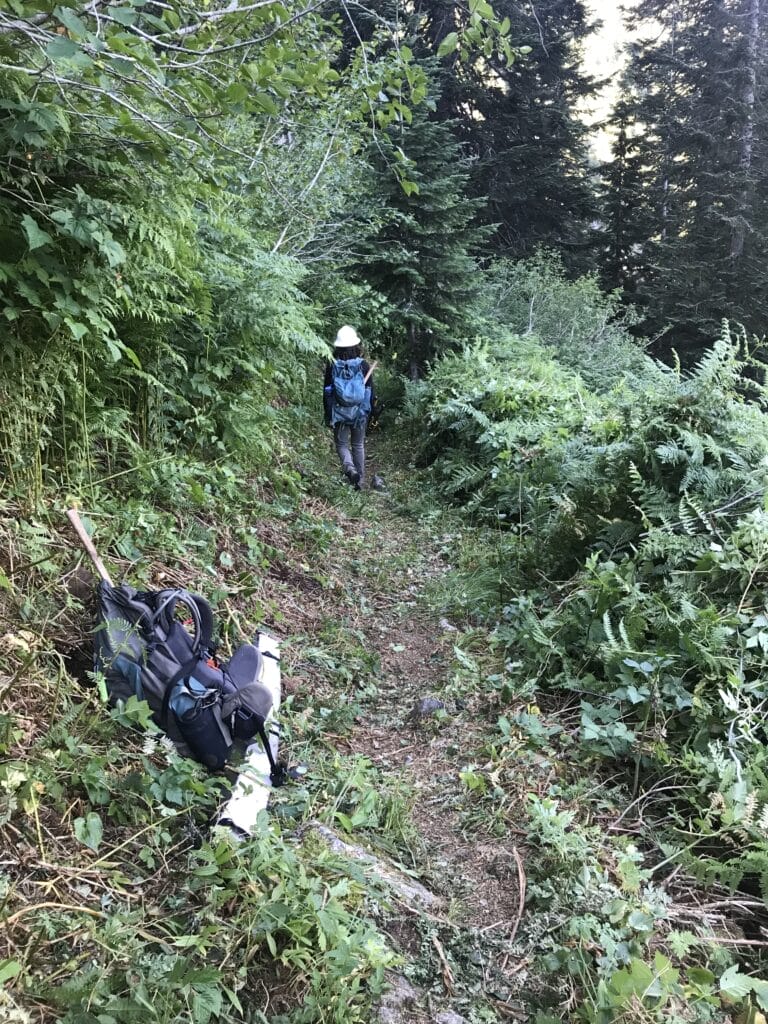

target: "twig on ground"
[431,933,455,996]
[509,846,526,944]
[702,936,768,948]
[391,897,460,930]
[3,900,104,928]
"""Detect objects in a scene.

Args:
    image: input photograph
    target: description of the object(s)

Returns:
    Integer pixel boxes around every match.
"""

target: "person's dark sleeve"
[323,361,333,425]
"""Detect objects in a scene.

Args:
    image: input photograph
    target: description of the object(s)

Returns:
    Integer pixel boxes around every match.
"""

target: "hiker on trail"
[324,325,376,490]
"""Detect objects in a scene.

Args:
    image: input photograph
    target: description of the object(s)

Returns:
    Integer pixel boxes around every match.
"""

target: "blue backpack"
[331,358,369,425]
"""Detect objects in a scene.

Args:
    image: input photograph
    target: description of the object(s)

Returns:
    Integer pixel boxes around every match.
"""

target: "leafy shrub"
[417,320,768,896]
[477,252,647,388]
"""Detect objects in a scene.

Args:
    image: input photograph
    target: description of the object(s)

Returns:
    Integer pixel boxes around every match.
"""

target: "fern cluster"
[413,312,768,891]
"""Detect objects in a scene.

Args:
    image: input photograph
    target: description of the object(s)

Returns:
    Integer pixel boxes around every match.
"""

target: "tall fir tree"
[352,106,492,377]
[333,0,600,268]
[413,0,600,267]
[602,0,768,356]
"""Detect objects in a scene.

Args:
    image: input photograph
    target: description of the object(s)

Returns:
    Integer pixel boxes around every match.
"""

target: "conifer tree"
[336,0,600,266]
[599,96,653,305]
[603,0,768,355]
[414,0,599,266]
[353,107,492,377]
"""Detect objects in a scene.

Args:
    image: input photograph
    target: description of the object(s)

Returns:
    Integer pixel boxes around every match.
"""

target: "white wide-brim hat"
[335,325,361,348]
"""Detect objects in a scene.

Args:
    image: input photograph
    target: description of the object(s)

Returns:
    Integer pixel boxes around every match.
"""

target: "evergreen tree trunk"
[408,320,420,381]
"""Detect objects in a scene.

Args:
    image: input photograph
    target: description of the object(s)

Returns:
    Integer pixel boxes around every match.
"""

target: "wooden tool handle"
[66,508,113,585]
[363,360,378,385]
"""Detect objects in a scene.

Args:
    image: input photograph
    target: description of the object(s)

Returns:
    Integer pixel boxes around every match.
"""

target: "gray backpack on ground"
[94,581,284,781]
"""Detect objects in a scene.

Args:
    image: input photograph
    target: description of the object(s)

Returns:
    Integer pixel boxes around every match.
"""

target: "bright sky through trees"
[583,0,632,159]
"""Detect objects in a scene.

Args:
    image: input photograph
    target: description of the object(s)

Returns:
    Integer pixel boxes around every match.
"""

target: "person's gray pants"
[334,420,366,483]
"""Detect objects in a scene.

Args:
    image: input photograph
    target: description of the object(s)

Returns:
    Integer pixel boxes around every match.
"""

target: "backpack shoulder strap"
[153,590,214,655]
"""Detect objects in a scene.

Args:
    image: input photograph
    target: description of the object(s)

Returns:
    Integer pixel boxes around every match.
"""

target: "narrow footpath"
[270,437,534,1022]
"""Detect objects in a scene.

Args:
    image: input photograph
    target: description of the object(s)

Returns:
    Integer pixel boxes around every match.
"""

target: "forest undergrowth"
[2,402,768,1024]
[6,0,768,1019]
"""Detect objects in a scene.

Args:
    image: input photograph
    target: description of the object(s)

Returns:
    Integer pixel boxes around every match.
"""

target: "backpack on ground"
[331,357,369,425]
[94,581,283,782]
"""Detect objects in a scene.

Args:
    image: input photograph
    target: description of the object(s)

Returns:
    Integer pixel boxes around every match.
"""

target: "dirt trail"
[358,575,523,933]
[275,448,528,1020]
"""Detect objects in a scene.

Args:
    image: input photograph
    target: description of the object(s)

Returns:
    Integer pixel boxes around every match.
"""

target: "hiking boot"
[346,468,361,488]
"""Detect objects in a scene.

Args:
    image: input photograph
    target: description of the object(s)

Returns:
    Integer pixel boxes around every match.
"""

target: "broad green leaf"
[106,338,122,361]
[107,6,138,26]
[21,215,53,251]
[74,811,103,852]
[120,343,142,369]
[108,56,136,76]
[64,318,89,341]
[437,32,459,58]
[253,93,279,115]
[627,909,654,932]
[754,979,768,1012]
[687,967,714,987]
[226,82,249,104]
[720,964,753,1000]
[192,986,222,1024]
[0,960,21,985]
[46,36,80,60]
[101,238,126,267]
[55,7,90,38]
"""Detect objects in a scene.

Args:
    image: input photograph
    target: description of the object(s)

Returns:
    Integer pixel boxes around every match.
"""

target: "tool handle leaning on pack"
[67,508,113,585]
[363,360,377,385]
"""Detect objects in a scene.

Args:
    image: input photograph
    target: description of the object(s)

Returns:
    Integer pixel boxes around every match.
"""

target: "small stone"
[439,617,458,632]
[408,697,446,721]
[377,972,421,1023]
[487,853,515,880]
[435,1012,470,1024]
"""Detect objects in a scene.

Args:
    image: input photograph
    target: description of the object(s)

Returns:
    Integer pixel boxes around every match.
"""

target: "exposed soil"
[267,444,529,1020]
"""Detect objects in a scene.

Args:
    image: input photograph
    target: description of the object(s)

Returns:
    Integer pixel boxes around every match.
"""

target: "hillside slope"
[0,427,762,1024]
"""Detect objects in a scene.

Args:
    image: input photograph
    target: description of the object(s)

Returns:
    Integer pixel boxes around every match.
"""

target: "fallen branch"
[701,935,768,948]
[301,820,442,910]
[66,509,112,585]
[431,933,455,996]
[3,900,104,929]
[509,846,526,944]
